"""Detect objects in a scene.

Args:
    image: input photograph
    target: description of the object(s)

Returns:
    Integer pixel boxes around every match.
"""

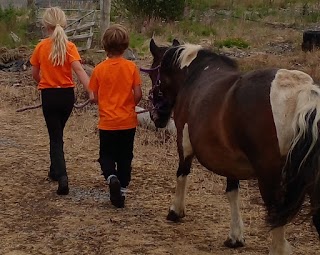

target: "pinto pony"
[148,39,320,255]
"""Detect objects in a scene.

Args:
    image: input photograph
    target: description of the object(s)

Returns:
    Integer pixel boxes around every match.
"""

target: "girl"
[30,7,92,195]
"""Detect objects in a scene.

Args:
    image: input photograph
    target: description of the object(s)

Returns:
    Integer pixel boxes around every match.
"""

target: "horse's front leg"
[167,155,193,222]
[167,123,194,222]
[224,178,245,248]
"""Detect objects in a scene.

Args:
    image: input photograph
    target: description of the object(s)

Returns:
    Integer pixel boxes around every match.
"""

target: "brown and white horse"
[148,39,320,254]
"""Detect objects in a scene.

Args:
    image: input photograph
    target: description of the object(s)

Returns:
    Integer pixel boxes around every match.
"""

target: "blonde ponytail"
[42,7,68,66]
[50,24,68,66]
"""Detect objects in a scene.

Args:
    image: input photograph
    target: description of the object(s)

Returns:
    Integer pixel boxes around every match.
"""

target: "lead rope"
[17,65,160,113]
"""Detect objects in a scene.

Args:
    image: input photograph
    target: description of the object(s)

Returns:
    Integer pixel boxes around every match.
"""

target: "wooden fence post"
[100,0,111,35]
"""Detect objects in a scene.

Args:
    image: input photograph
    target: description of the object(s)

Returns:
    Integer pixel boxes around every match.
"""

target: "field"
[1,3,320,254]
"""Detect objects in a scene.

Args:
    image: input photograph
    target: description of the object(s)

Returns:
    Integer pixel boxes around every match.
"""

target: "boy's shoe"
[57,176,69,195]
[48,171,58,181]
[121,187,128,197]
[108,176,124,208]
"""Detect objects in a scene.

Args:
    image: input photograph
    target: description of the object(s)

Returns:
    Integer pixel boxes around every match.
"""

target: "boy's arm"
[133,85,142,105]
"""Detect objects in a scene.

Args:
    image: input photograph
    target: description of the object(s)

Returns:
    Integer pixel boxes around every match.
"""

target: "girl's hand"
[88,91,95,103]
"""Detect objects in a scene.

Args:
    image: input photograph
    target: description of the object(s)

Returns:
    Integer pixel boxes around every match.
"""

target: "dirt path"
[0,85,319,255]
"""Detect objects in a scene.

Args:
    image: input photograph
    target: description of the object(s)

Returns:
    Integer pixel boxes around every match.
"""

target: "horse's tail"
[268,88,320,228]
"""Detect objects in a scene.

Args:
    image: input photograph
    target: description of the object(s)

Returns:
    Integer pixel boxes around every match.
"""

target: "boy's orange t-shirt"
[30,38,81,89]
[89,57,142,130]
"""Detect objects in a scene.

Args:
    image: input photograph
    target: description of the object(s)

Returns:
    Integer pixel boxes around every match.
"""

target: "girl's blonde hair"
[42,7,68,66]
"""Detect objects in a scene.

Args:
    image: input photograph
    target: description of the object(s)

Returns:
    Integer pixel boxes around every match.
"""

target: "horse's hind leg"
[312,209,320,238]
[258,177,292,254]
[269,227,292,255]
[224,178,245,248]
[167,155,193,222]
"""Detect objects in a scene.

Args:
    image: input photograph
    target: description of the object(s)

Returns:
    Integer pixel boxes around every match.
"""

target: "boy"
[89,24,142,208]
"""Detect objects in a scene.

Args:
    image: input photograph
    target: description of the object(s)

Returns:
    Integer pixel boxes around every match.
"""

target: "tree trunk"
[100,0,111,35]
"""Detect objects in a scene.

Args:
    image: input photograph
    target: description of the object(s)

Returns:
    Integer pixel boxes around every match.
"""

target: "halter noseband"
[139,65,161,86]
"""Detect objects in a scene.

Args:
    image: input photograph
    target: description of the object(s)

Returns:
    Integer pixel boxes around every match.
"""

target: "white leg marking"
[269,227,292,255]
[226,190,245,244]
[182,124,193,159]
[170,175,187,217]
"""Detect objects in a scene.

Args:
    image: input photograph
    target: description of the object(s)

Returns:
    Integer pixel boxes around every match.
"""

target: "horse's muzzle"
[149,108,169,128]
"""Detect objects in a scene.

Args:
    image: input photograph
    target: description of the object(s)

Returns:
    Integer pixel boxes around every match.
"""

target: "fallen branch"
[16,99,91,112]
[16,103,42,112]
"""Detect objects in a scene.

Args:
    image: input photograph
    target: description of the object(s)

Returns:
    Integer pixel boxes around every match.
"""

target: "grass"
[215,38,250,49]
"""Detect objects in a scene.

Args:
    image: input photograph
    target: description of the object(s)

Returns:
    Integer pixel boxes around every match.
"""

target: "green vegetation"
[215,38,250,49]
[129,32,145,51]
[0,5,36,48]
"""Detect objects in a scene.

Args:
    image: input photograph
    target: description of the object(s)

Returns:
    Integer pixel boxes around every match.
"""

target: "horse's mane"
[165,43,238,70]
[177,44,203,68]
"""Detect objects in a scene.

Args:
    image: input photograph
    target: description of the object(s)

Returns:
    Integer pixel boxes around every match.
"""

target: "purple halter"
[139,65,161,86]
[139,65,162,104]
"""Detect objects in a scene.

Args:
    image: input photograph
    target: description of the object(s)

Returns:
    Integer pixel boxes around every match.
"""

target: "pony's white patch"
[182,124,193,158]
[177,44,203,69]
[204,66,209,70]
[270,69,320,155]
[269,227,292,255]
[226,190,244,244]
[170,175,187,217]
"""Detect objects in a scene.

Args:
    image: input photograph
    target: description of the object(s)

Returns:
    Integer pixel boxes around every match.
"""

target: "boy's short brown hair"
[101,24,129,55]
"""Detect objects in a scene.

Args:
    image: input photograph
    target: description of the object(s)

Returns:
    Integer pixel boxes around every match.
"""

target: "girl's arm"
[72,60,94,101]
[32,66,40,83]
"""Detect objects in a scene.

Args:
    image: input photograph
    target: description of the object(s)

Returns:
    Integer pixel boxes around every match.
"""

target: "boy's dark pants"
[41,88,74,179]
[99,128,136,188]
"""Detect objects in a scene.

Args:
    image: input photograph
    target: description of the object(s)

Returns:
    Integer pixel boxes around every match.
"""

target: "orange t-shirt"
[30,38,81,89]
[89,57,142,130]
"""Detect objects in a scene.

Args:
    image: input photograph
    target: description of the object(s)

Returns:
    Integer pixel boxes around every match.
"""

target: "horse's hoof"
[166,210,181,222]
[224,238,245,248]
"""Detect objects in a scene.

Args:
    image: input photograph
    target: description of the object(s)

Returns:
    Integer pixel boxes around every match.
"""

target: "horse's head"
[148,39,181,128]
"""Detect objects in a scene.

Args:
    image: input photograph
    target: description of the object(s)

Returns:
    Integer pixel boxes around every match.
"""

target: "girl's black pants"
[41,88,74,179]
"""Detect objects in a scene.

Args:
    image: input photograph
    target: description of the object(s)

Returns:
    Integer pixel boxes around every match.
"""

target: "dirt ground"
[0,54,319,255]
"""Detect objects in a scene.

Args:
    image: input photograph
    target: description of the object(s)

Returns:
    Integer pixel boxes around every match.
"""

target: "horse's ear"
[172,39,180,46]
[150,38,159,57]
